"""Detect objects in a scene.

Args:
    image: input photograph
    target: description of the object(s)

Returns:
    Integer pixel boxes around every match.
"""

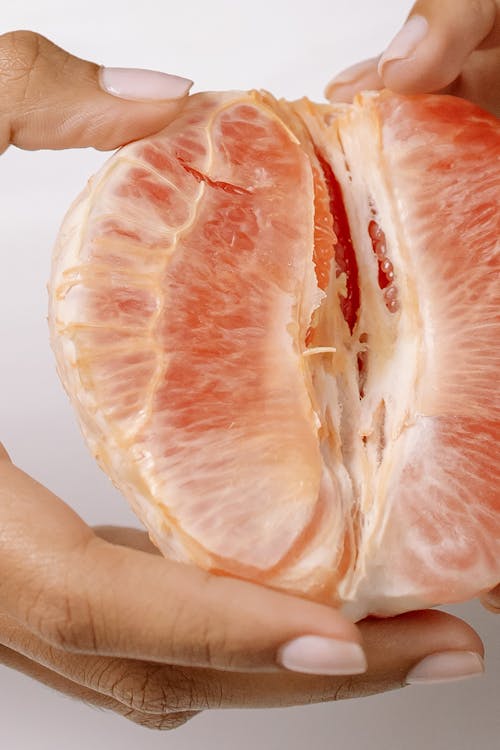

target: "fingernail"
[326,57,380,91]
[482,590,500,612]
[406,651,485,685]
[99,67,193,101]
[277,636,367,676]
[378,15,429,76]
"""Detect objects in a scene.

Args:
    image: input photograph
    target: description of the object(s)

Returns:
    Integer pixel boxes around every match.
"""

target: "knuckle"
[0,30,44,150]
[25,554,100,654]
[168,666,218,711]
[0,441,11,461]
[122,708,198,731]
[0,29,41,54]
[332,677,365,701]
[112,665,185,714]
[107,663,217,714]
[0,31,43,86]
[164,578,226,668]
[185,572,233,669]
[332,676,405,701]
[33,588,98,653]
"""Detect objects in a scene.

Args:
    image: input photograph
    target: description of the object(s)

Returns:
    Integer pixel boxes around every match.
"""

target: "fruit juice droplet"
[369,219,400,310]
[381,258,393,274]
[375,239,387,258]
[315,150,360,334]
[384,283,398,301]
[368,219,383,242]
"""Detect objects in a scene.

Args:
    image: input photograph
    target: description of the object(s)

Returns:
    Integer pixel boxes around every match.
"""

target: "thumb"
[0,30,193,154]
[0,454,365,676]
[378,0,499,93]
[0,442,11,462]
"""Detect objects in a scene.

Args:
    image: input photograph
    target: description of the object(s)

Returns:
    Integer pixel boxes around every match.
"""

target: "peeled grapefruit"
[48,90,500,620]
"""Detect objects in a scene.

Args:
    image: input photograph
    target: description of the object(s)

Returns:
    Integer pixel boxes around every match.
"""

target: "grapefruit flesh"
[49,90,500,619]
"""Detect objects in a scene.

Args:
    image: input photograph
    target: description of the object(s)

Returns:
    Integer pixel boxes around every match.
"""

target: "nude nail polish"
[325,57,381,100]
[277,635,367,676]
[406,651,485,685]
[99,66,193,101]
[378,15,429,76]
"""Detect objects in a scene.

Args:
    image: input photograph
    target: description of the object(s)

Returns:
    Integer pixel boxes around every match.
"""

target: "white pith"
[286,96,425,614]
[48,91,499,621]
[48,92,425,618]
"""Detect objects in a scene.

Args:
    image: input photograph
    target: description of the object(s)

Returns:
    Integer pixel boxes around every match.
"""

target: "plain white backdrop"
[0,1,498,748]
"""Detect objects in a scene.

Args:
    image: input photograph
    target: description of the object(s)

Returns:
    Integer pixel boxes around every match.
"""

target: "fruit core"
[312,150,400,336]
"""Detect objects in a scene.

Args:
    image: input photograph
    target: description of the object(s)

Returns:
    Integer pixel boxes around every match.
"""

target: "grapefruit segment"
[49,90,500,619]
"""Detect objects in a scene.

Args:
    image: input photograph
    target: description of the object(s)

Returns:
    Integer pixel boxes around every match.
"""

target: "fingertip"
[325,82,362,103]
[377,14,446,93]
[207,574,363,654]
[98,66,193,102]
[0,31,194,151]
[480,584,500,613]
[378,54,459,95]
[0,442,11,462]
[376,2,498,95]
[277,635,367,676]
[324,57,382,102]
[377,22,458,94]
[63,94,190,151]
[206,576,366,673]
[357,609,485,683]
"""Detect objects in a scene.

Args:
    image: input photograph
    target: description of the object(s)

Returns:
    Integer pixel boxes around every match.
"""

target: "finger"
[377,0,499,94]
[0,30,193,153]
[324,57,383,102]
[0,644,197,731]
[325,47,500,118]
[480,583,500,613]
[0,608,484,715]
[92,525,162,555]
[447,47,500,117]
[0,441,11,462]
[0,457,363,675]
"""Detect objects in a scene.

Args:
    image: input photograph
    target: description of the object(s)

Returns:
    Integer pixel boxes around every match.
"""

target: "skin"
[325,0,500,118]
[0,26,497,731]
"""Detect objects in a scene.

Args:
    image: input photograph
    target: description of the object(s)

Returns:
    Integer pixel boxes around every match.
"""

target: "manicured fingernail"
[99,67,193,101]
[406,651,484,685]
[277,636,367,676]
[325,57,383,101]
[482,590,500,612]
[326,57,380,89]
[378,15,429,76]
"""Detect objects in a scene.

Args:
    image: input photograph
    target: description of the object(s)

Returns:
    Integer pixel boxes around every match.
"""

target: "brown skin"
[325,0,500,118]
[0,29,494,731]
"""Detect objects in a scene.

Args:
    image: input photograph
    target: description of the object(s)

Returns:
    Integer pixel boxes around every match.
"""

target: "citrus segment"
[49,90,500,619]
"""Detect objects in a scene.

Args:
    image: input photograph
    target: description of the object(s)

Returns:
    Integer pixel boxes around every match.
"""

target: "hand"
[0,30,487,731]
[480,586,500,613]
[325,0,500,117]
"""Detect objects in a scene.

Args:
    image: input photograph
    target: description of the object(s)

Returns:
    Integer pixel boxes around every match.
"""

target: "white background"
[0,1,498,748]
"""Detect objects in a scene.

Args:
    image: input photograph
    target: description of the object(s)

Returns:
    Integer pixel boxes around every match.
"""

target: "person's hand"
[0,31,487,731]
[0,442,486,731]
[480,586,500,613]
[325,0,500,117]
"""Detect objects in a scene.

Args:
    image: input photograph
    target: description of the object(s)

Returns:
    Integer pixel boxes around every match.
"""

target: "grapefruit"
[48,90,500,620]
